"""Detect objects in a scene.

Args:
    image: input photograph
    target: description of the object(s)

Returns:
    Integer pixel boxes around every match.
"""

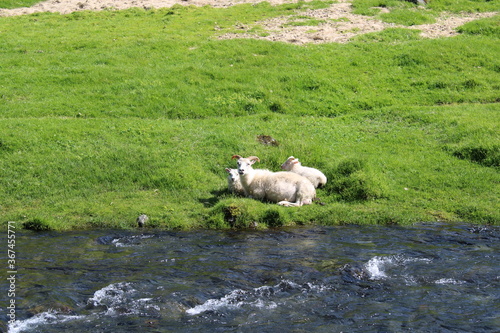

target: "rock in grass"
[257,135,279,146]
[136,214,149,228]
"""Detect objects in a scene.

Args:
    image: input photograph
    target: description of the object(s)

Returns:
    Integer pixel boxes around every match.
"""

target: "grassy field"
[0,0,499,230]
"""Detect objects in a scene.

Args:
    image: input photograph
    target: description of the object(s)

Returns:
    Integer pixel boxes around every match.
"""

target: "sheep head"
[225,168,239,182]
[232,155,260,176]
[281,156,300,170]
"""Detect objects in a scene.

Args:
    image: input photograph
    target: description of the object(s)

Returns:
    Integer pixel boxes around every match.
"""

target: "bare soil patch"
[220,2,497,44]
[0,0,497,44]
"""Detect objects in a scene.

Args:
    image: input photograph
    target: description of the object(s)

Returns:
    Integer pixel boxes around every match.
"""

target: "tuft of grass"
[379,9,436,26]
[351,27,422,42]
[23,218,52,231]
[326,158,388,202]
[352,0,402,16]
[284,18,327,27]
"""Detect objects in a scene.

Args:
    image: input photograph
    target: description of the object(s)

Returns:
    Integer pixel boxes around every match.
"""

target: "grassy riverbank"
[1,1,499,230]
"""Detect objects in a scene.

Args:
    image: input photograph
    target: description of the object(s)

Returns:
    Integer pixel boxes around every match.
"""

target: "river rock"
[136,214,149,228]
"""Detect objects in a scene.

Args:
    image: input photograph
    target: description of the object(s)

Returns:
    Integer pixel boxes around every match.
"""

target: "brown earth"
[0,0,497,44]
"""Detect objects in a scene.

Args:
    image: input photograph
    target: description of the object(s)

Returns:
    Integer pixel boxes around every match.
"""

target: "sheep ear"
[225,168,230,173]
[248,156,260,164]
[232,155,242,160]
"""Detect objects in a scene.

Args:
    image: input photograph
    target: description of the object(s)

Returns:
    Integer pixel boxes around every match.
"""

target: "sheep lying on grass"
[225,168,245,196]
[232,155,316,207]
[281,156,327,188]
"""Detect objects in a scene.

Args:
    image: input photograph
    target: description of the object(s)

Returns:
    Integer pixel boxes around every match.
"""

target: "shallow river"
[3,224,500,332]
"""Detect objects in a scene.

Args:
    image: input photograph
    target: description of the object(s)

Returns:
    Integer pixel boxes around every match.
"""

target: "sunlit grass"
[352,0,499,24]
[1,104,498,230]
[0,1,498,230]
[0,0,40,9]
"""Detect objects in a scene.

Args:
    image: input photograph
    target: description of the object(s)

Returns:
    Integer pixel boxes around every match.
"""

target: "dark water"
[3,224,500,332]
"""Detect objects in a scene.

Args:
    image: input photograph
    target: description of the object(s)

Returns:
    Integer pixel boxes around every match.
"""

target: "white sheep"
[232,155,316,207]
[225,168,245,196]
[281,156,327,188]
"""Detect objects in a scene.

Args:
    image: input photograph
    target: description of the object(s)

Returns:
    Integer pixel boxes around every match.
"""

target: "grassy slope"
[0,0,40,9]
[0,1,499,230]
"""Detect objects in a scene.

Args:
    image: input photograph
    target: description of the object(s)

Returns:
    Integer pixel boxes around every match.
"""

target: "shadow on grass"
[198,189,228,208]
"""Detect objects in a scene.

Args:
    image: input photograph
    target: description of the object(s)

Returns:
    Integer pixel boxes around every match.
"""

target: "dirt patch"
[0,0,497,44]
[218,1,497,44]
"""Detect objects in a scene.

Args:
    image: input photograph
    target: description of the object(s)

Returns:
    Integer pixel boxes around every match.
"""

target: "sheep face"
[232,155,260,176]
[226,167,245,196]
[225,168,239,182]
[237,159,252,176]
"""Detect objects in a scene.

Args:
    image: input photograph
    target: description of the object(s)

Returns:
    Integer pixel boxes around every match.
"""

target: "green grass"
[458,15,500,37]
[351,27,423,42]
[1,9,499,118]
[1,105,498,230]
[379,9,436,26]
[0,0,40,9]
[352,0,499,25]
[427,0,500,13]
[0,1,499,230]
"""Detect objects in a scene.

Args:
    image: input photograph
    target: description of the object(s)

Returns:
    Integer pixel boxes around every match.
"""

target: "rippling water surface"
[4,224,500,332]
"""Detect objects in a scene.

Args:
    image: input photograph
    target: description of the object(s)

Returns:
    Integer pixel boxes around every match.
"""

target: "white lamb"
[225,168,245,196]
[281,156,327,188]
[232,155,316,207]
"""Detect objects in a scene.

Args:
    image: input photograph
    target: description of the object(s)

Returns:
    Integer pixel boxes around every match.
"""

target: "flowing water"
[3,224,499,332]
